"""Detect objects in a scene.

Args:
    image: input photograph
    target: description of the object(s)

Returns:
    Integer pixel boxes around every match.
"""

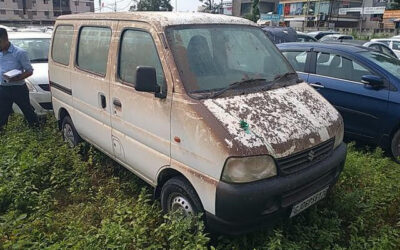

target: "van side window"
[118,30,165,86]
[52,25,73,65]
[77,26,111,76]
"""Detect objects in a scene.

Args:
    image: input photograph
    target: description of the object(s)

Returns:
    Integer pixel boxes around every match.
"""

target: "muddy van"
[49,12,346,234]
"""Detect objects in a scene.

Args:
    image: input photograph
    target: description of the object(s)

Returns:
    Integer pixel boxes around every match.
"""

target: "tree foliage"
[199,0,221,13]
[243,0,260,22]
[135,0,173,11]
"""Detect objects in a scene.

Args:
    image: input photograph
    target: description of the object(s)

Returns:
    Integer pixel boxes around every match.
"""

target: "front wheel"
[61,116,81,147]
[161,177,204,217]
[391,129,400,163]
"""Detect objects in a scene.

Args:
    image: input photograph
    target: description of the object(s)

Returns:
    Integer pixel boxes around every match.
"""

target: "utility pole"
[302,0,310,32]
[114,0,117,12]
[359,0,365,34]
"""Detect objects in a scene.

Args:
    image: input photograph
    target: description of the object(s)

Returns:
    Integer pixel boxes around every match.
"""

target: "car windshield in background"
[165,25,295,96]
[11,38,50,62]
[361,51,400,79]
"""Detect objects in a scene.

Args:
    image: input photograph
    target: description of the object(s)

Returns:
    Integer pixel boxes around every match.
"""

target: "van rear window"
[77,26,111,76]
[52,25,73,65]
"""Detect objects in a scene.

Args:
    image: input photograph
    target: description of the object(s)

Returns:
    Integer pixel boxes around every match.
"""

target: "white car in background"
[371,38,400,58]
[9,32,52,115]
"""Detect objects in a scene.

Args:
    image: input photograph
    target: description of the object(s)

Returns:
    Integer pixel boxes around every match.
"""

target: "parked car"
[262,26,297,44]
[325,40,398,58]
[320,34,354,42]
[278,42,400,161]
[9,32,52,115]
[297,32,317,42]
[49,12,346,234]
[371,38,400,58]
[307,31,339,40]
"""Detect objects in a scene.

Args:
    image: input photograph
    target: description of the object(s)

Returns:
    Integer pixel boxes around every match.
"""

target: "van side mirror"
[135,66,166,98]
[361,75,384,88]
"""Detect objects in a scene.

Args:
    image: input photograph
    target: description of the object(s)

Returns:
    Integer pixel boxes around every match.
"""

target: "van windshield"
[165,25,295,97]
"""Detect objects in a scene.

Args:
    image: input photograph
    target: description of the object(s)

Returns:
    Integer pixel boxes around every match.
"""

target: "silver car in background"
[9,32,52,115]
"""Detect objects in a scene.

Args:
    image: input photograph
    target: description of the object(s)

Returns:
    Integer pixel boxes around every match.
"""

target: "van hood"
[27,63,48,86]
[202,82,342,158]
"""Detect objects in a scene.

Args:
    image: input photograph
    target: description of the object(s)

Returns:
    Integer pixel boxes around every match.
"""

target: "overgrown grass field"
[1,116,400,249]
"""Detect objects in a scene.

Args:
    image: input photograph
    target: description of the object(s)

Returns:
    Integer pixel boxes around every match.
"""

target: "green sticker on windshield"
[240,120,250,134]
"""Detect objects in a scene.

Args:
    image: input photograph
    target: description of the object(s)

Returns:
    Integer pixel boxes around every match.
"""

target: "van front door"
[110,22,172,183]
[71,22,117,154]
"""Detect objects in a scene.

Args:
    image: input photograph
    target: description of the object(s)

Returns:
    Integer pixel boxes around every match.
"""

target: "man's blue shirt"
[0,43,33,86]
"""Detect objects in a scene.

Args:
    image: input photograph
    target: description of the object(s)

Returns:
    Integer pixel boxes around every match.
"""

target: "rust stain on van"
[172,159,218,186]
[201,83,342,158]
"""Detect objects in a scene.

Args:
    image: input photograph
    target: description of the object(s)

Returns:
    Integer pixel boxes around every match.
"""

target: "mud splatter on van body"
[203,83,342,158]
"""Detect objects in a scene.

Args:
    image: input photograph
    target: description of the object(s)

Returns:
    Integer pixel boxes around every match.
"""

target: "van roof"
[57,12,256,28]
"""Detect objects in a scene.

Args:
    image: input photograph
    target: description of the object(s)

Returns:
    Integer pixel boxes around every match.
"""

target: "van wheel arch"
[154,168,200,200]
[58,108,70,130]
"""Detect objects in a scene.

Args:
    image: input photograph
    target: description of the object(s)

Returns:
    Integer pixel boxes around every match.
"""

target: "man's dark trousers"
[0,84,38,128]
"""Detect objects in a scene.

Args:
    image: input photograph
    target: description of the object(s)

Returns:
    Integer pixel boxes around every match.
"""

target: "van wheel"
[391,129,400,163]
[161,177,203,217]
[62,116,81,147]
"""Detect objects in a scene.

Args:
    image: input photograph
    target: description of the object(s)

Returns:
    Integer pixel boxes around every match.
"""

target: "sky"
[95,0,202,12]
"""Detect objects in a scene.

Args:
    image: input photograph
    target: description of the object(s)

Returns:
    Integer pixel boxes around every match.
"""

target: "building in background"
[0,0,94,25]
[232,0,279,17]
[278,0,388,30]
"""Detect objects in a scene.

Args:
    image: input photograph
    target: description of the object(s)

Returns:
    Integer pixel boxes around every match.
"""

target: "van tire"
[161,176,204,217]
[391,129,400,163]
[61,116,81,147]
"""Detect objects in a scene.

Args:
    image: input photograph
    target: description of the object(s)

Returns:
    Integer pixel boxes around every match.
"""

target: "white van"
[49,12,347,234]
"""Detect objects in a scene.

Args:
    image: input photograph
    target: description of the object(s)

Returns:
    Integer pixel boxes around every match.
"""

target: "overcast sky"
[95,0,202,12]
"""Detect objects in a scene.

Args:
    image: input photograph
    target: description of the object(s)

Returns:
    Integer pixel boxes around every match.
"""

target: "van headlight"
[221,156,277,183]
[334,125,344,149]
[26,80,38,93]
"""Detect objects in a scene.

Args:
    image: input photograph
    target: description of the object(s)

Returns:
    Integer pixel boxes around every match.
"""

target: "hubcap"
[63,123,75,146]
[170,195,194,216]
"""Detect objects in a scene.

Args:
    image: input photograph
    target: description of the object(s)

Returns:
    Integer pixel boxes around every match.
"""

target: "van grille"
[276,138,334,176]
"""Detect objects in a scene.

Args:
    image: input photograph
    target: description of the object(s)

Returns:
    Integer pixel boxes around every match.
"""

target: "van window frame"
[51,24,74,66]
[116,28,166,88]
[75,25,112,78]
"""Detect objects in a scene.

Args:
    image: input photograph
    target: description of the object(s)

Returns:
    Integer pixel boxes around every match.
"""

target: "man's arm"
[4,50,33,82]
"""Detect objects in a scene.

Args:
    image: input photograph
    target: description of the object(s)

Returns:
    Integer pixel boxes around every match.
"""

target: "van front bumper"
[207,143,347,235]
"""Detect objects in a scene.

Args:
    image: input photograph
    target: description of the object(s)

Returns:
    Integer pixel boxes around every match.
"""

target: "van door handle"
[100,94,106,109]
[113,99,122,108]
[309,82,325,89]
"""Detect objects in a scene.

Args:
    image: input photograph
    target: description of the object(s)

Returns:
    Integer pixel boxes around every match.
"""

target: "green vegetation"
[1,115,400,249]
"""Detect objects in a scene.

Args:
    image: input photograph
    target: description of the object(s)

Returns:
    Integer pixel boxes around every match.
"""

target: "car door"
[307,51,389,142]
[71,22,116,154]
[109,21,172,184]
[281,50,310,82]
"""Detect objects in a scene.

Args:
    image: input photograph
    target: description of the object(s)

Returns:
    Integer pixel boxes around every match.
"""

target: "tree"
[199,0,222,13]
[135,0,173,11]
[243,0,260,22]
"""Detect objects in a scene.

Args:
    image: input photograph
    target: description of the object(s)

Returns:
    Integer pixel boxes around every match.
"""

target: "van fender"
[155,160,218,215]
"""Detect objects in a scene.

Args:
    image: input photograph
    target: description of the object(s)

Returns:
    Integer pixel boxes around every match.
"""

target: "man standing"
[0,28,38,129]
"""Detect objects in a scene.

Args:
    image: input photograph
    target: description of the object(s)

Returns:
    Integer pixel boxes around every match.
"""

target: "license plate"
[290,186,329,218]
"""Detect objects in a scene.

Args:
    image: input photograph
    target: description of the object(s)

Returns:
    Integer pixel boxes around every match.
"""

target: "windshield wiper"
[273,72,298,82]
[207,78,267,99]
[31,58,48,63]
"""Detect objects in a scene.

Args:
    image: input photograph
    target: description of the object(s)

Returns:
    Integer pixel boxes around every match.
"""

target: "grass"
[1,115,400,249]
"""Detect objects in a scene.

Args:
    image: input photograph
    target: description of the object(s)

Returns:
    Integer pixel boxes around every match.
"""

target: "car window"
[369,44,381,52]
[52,25,73,65]
[77,26,111,75]
[392,41,400,50]
[282,51,307,72]
[12,38,50,62]
[380,46,396,57]
[316,52,371,82]
[118,30,165,86]
[376,40,390,46]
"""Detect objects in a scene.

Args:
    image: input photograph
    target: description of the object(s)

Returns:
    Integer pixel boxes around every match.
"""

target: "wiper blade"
[208,78,267,99]
[273,72,297,82]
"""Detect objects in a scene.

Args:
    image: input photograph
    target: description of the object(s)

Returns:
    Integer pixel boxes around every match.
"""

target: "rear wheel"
[391,129,400,163]
[61,116,81,147]
[161,176,203,217]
